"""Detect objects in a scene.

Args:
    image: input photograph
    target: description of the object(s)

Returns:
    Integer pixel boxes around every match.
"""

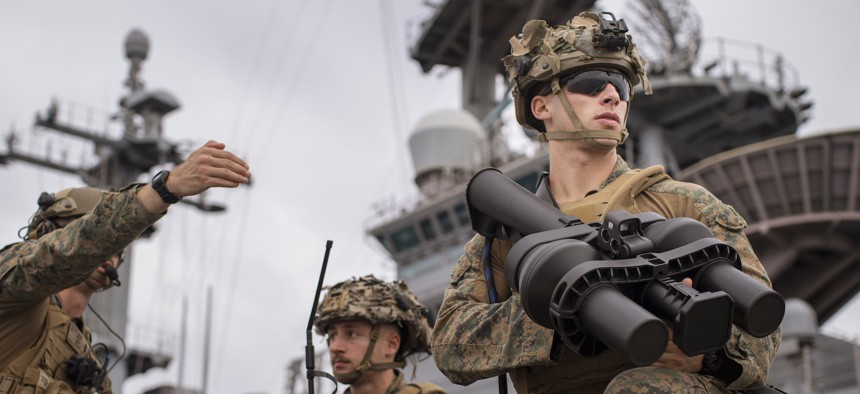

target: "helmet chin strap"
[333,324,406,384]
[538,77,630,149]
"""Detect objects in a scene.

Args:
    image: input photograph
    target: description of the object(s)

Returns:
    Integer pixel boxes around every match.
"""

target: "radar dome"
[781,298,818,343]
[409,109,484,198]
[125,29,149,61]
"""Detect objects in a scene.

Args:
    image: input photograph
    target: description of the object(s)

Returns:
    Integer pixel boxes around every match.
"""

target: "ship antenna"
[306,240,338,394]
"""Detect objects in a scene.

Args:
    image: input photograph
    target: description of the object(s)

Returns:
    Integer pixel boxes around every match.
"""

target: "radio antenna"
[306,240,338,394]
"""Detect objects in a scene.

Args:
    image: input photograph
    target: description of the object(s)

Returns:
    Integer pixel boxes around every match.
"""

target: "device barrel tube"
[467,168,576,235]
[696,262,785,337]
[578,285,669,366]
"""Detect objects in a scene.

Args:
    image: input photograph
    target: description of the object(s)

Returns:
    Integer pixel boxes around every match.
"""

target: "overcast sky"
[1,1,858,393]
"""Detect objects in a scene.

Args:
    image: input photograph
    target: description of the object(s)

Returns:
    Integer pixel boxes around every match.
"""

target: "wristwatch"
[701,351,723,375]
[151,170,182,204]
[699,349,742,383]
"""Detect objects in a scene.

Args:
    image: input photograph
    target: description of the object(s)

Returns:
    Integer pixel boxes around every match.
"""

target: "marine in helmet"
[431,12,779,393]
[315,275,447,394]
[0,140,250,393]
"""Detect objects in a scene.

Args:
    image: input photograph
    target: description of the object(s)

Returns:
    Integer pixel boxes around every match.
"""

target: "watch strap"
[152,171,181,204]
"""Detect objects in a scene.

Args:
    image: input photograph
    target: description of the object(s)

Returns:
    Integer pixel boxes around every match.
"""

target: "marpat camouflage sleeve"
[0,185,164,302]
[706,202,781,390]
[431,234,556,385]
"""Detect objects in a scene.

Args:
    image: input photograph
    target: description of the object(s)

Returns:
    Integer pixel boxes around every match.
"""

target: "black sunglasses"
[539,70,632,101]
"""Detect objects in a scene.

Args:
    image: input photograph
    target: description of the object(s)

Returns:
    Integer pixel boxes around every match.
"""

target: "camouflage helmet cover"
[502,11,652,132]
[315,275,433,360]
[26,187,105,240]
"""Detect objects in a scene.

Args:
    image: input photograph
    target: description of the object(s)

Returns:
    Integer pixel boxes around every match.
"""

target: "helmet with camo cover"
[502,11,652,146]
[24,187,105,240]
[315,275,433,362]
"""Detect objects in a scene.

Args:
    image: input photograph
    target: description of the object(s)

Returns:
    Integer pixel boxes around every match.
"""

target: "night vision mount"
[466,168,785,366]
[595,11,629,50]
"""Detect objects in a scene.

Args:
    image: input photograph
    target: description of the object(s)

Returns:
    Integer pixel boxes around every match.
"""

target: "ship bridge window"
[419,218,437,240]
[375,234,394,254]
[391,226,420,252]
[454,203,470,226]
[437,211,454,233]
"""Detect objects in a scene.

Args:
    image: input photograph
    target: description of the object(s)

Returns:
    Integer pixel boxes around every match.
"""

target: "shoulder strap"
[604,165,670,213]
[555,165,669,223]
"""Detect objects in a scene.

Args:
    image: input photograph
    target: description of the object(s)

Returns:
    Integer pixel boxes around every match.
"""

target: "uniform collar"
[588,154,630,196]
[537,154,631,206]
[383,370,406,394]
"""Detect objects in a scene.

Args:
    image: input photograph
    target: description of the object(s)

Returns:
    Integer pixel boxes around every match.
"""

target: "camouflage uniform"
[0,186,163,393]
[431,157,780,393]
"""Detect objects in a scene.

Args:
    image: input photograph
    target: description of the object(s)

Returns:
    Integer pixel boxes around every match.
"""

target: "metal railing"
[697,36,803,96]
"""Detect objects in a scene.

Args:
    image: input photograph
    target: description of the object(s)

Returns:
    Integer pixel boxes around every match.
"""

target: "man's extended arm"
[0,186,162,302]
[1,139,250,302]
